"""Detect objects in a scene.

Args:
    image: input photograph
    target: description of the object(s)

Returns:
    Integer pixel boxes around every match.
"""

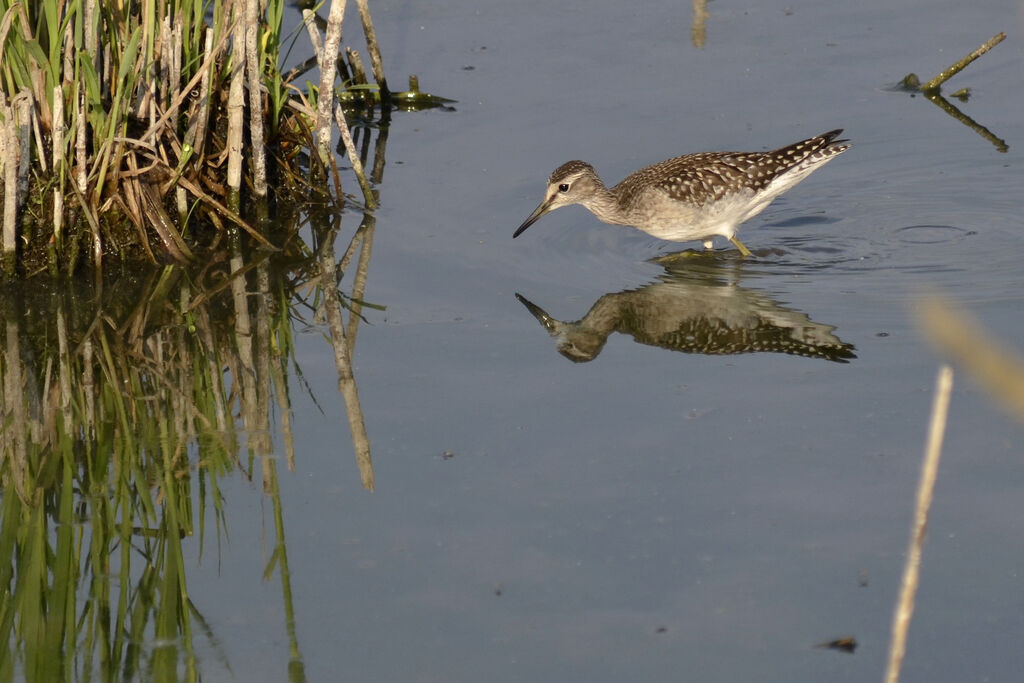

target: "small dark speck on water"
[494,584,503,596]
[876,332,889,337]
[815,637,857,654]
[463,66,475,71]
[655,626,668,634]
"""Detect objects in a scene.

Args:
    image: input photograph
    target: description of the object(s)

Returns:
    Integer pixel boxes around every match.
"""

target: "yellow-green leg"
[729,235,752,257]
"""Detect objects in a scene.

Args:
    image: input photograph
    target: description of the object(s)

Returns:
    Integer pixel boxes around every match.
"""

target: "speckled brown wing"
[619,129,849,209]
[628,152,774,208]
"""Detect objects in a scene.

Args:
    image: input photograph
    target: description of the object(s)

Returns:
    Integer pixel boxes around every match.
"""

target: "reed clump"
[0,0,441,278]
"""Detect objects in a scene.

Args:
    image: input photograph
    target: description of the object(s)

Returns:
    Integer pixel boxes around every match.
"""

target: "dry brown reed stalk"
[245,0,268,197]
[14,91,32,206]
[75,78,87,192]
[226,6,248,193]
[332,103,376,208]
[314,0,348,166]
[346,48,367,86]
[354,0,388,97]
[299,7,375,207]
[2,99,17,267]
[52,86,64,248]
[187,28,215,164]
[883,364,954,683]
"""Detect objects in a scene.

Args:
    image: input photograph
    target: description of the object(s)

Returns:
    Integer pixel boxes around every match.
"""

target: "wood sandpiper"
[513,129,850,255]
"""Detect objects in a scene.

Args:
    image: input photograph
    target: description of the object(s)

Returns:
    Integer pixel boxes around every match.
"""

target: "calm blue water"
[189,1,1024,680]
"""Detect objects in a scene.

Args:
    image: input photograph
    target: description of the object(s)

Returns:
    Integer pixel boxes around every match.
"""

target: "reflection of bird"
[515,269,856,364]
[514,130,849,255]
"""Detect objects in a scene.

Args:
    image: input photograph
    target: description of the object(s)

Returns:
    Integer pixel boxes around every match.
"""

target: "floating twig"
[921,32,1005,94]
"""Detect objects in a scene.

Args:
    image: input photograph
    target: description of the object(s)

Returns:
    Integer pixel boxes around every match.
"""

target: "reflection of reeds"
[313,213,377,491]
[0,253,335,673]
[0,270,244,674]
[1,107,385,677]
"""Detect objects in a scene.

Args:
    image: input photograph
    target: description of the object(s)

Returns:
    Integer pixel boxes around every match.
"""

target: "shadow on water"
[0,125,389,681]
[516,255,856,364]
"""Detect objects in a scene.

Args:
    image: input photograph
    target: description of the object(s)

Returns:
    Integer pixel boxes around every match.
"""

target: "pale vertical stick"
[84,0,97,56]
[76,77,87,191]
[172,16,188,217]
[332,103,375,208]
[354,0,388,97]
[15,92,32,204]
[245,0,267,196]
[314,0,347,165]
[170,16,183,110]
[226,0,247,192]
[2,100,17,262]
[301,10,323,56]
[52,86,64,245]
[884,365,954,683]
[189,28,215,161]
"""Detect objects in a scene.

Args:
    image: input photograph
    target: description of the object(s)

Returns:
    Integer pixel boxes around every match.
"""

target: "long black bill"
[513,199,552,238]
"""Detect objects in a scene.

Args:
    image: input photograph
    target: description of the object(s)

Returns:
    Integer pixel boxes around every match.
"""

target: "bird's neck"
[581,187,630,226]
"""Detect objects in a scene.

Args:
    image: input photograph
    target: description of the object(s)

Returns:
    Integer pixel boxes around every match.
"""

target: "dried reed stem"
[883,365,954,683]
[332,104,375,208]
[76,77,87,191]
[226,1,247,191]
[52,85,64,247]
[301,10,323,55]
[170,18,183,112]
[15,92,32,204]
[346,48,366,85]
[192,28,215,161]
[2,100,17,264]
[314,0,347,165]
[354,0,388,97]
[245,0,267,196]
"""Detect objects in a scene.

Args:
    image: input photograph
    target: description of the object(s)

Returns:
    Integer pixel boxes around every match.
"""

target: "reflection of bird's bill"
[513,199,554,238]
[515,293,558,332]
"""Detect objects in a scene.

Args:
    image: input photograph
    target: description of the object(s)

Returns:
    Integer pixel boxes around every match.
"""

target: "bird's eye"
[558,183,570,193]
